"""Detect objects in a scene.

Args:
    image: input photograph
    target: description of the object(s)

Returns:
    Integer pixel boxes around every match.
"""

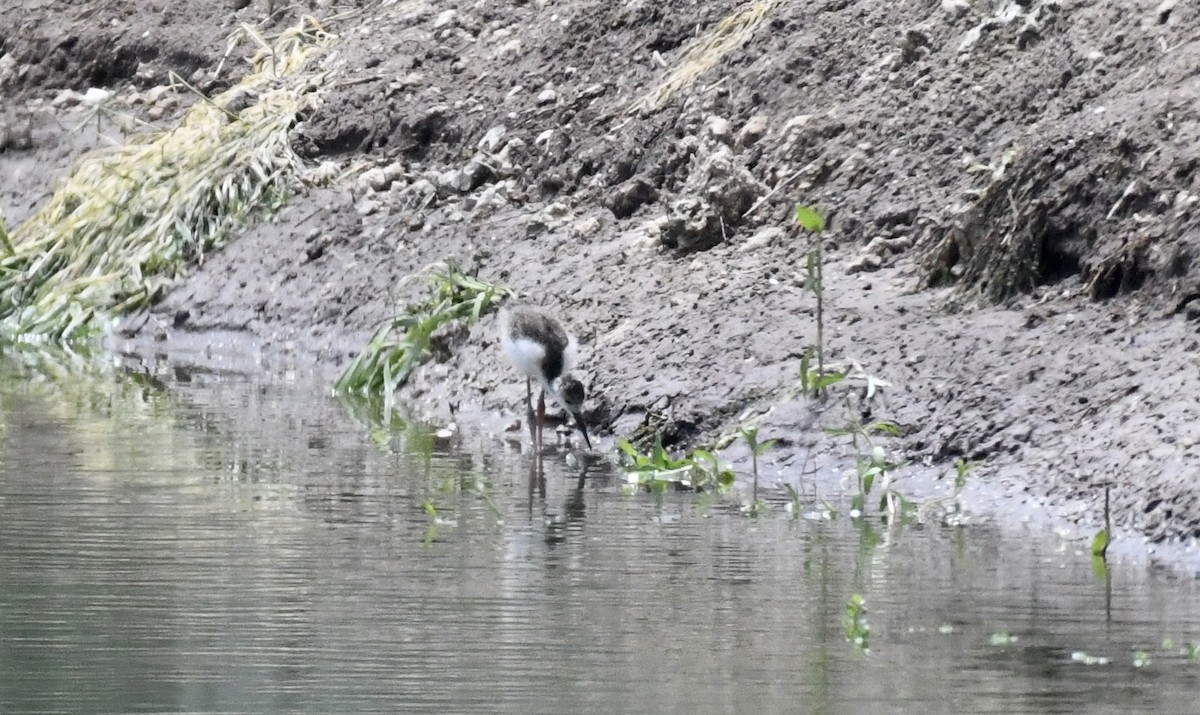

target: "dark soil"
[4,0,1200,567]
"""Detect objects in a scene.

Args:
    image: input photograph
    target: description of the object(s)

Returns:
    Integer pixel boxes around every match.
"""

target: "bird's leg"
[537,389,547,454]
[524,376,536,447]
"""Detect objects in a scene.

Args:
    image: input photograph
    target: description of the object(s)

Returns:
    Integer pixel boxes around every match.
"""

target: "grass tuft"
[335,263,509,412]
[0,17,334,341]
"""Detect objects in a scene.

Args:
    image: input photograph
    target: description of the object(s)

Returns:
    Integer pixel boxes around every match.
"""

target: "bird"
[498,305,592,452]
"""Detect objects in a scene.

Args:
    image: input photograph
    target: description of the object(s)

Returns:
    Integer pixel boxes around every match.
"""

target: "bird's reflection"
[525,448,600,544]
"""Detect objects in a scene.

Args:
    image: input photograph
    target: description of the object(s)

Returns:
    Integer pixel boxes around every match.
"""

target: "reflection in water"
[2,366,1200,714]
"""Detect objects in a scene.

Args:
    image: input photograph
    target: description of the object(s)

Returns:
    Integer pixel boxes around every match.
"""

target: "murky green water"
[3,360,1200,714]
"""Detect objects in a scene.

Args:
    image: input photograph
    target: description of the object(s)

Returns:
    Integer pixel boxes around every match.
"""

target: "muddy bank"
[4,0,1200,564]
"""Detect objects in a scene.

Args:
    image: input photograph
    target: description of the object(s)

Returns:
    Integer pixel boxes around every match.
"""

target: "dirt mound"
[4,0,1200,558]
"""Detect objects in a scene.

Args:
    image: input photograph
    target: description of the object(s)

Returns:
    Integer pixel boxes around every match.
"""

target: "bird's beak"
[571,409,593,450]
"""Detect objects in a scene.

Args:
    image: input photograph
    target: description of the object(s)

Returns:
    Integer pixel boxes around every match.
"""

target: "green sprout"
[739,424,776,517]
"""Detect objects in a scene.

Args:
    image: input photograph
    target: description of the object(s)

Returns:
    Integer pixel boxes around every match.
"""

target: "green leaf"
[795,204,826,233]
[1091,528,1110,558]
[798,347,813,392]
[867,421,902,437]
[814,370,847,391]
[753,438,777,456]
[617,438,640,461]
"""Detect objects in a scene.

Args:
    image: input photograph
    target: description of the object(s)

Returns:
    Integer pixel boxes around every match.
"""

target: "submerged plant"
[0,18,333,341]
[828,419,911,521]
[1092,485,1111,561]
[421,469,503,545]
[335,263,508,412]
[844,593,870,653]
[617,437,735,495]
[918,456,976,526]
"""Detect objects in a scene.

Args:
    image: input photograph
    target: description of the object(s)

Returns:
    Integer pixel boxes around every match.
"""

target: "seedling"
[798,346,847,399]
[828,420,910,520]
[795,204,838,400]
[738,424,776,516]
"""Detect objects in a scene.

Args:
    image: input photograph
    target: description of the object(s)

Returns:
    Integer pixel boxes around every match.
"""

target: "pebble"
[478,124,507,153]
[847,254,883,274]
[704,115,732,144]
[941,0,970,15]
[536,88,558,105]
[355,197,380,216]
[736,114,769,147]
[0,53,17,88]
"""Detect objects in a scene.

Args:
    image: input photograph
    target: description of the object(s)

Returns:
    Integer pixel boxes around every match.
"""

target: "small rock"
[899,28,932,64]
[544,201,570,219]
[432,9,458,29]
[141,85,174,105]
[407,177,436,199]
[660,196,723,253]
[572,215,603,237]
[846,254,883,274]
[941,0,970,16]
[0,53,17,89]
[876,205,920,228]
[534,129,556,150]
[536,88,558,105]
[355,197,380,216]
[478,124,507,153]
[437,168,469,193]
[525,218,549,237]
[864,236,889,257]
[0,111,34,151]
[51,89,86,107]
[605,176,658,219]
[1156,0,1178,24]
[739,226,783,252]
[736,114,769,147]
[704,115,732,145]
[82,87,111,106]
[357,167,393,193]
[580,83,606,99]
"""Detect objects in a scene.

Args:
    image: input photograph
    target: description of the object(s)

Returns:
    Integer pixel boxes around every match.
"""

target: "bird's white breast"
[502,335,548,381]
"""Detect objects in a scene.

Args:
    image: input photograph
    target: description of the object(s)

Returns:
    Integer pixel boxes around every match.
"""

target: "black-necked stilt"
[499,306,592,451]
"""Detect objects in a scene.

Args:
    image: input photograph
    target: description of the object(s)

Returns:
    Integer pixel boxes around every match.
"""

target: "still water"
[2,360,1200,714]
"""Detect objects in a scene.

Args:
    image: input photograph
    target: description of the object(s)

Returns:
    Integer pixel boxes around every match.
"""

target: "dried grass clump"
[0,18,334,341]
[632,0,779,115]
